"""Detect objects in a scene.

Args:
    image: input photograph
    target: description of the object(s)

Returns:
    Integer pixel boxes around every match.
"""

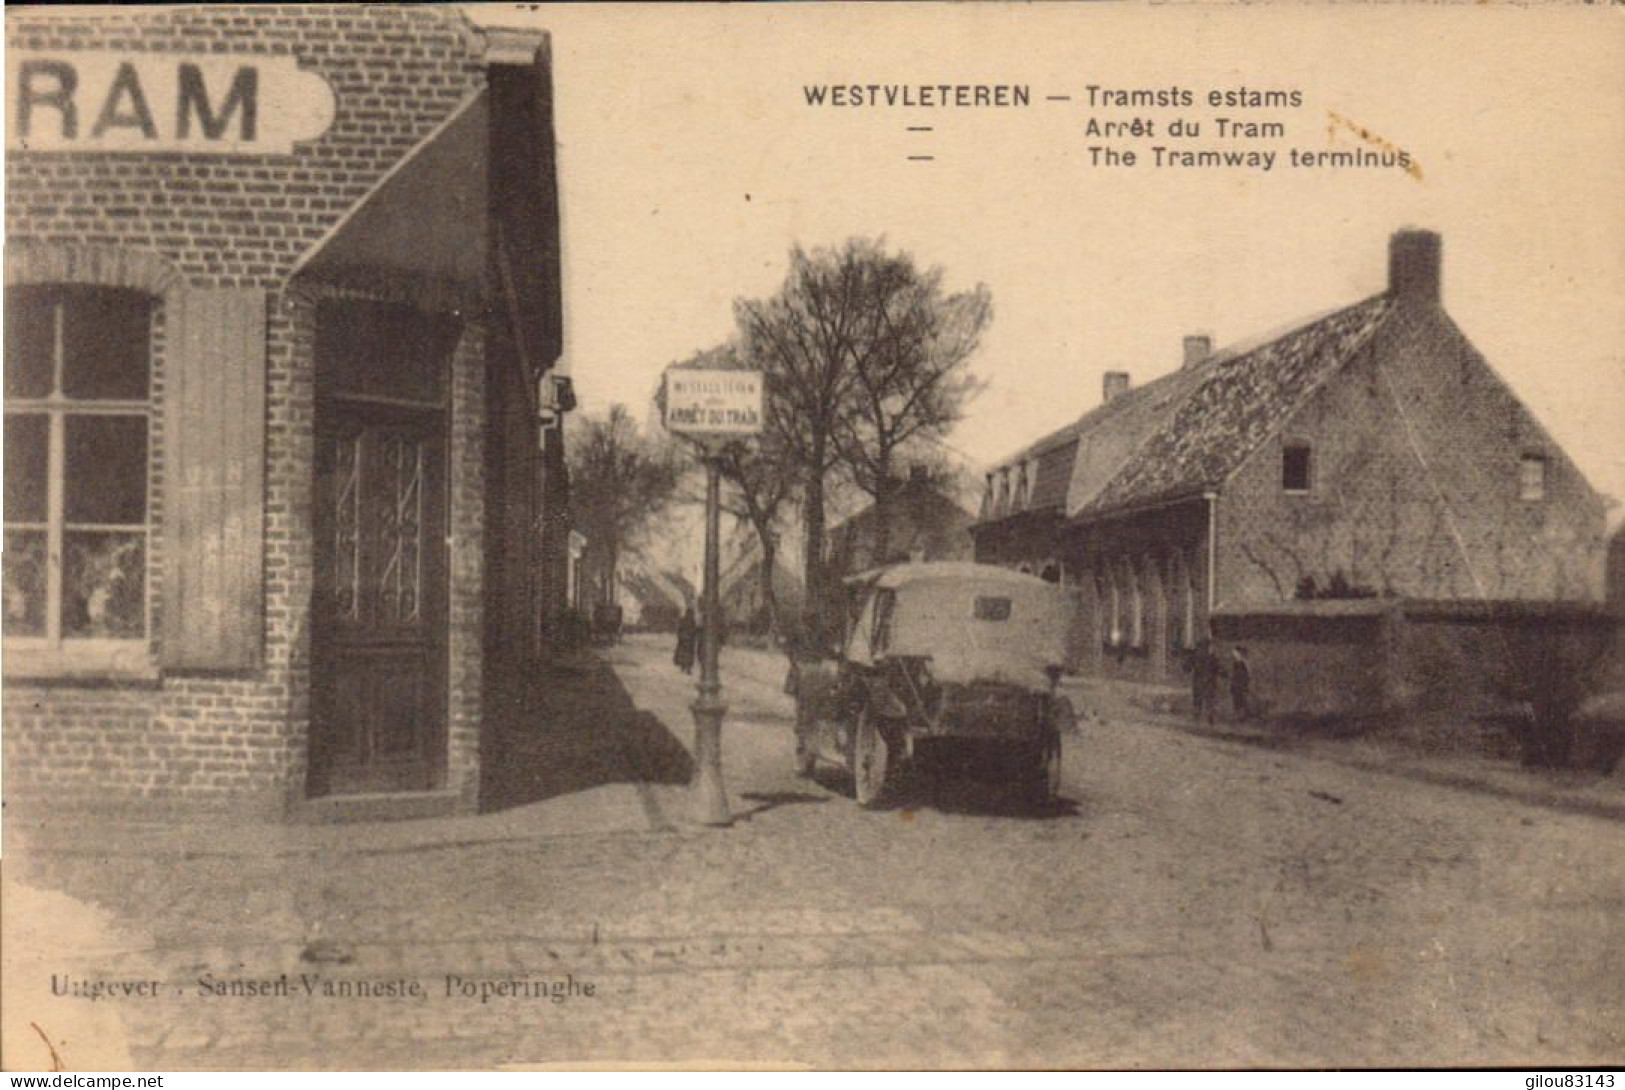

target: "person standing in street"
[674,604,697,675]
[1191,638,1221,725]
[1230,645,1252,721]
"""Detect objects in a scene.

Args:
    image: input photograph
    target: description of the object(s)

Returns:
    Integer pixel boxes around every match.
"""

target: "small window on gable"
[1282,442,1312,493]
[1520,454,1546,501]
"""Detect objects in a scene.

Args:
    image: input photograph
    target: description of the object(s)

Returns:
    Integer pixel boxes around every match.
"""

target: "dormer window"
[1282,442,1312,493]
[1520,454,1546,501]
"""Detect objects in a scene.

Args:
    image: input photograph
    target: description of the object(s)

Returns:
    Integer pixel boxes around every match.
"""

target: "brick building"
[1608,523,1625,615]
[828,466,977,577]
[973,230,1607,684]
[720,540,804,637]
[3,6,571,818]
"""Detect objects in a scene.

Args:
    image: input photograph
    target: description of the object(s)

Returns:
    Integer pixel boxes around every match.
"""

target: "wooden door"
[310,405,448,795]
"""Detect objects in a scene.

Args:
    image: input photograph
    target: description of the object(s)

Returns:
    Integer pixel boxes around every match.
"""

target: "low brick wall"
[1211,605,1388,720]
[1211,600,1619,726]
[2,680,295,819]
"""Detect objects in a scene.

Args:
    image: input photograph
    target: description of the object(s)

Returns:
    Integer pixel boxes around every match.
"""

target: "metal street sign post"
[661,367,764,827]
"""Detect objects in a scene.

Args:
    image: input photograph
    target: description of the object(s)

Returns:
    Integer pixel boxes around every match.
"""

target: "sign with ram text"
[9,52,337,155]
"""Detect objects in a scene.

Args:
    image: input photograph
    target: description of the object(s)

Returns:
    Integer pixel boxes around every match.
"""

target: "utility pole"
[690,442,731,825]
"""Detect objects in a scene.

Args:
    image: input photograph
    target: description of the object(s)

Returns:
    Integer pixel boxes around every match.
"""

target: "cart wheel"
[1031,732,1062,807]
[852,706,890,809]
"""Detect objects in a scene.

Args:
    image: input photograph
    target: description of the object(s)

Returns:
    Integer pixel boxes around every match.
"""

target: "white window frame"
[1129,562,1145,648]
[4,286,154,678]
[1519,453,1547,502]
[1106,570,1121,647]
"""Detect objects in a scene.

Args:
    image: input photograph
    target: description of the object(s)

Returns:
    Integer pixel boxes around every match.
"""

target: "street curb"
[5,819,670,863]
[1128,711,1625,823]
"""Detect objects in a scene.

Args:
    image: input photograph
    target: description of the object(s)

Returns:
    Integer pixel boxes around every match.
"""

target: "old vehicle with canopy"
[792,562,1077,808]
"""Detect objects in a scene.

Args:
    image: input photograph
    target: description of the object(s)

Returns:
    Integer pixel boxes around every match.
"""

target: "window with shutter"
[161,288,266,671]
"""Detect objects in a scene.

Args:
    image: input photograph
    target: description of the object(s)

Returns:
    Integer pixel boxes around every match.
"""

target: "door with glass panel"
[309,302,452,796]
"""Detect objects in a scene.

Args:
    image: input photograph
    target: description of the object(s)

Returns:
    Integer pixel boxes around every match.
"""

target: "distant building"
[973,229,1607,684]
[1607,523,1625,615]
[721,543,806,636]
[828,466,977,578]
[566,530,590,612]
[616,562,694,632]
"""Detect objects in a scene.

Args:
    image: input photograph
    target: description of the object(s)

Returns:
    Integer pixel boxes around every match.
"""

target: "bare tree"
[567,404,681,607]
[833,250,990,564]
[714,438,799,639]
[735,238,989,631]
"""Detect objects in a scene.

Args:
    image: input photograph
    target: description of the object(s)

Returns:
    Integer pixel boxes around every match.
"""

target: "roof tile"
[1085,296,1392,513]
[982,294,1395,522]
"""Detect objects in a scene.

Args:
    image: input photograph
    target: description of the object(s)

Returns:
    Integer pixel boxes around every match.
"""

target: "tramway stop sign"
[660,367,763,827]
[662,369,764,437]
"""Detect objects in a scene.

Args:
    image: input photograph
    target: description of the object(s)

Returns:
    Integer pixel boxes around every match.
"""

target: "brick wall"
[3,6,494,817]
[1211,606,1391,721]
[1217,339,1447,604]
[1211,601,1618,735]
[448,320,488,811]
[1218,301,1605,607]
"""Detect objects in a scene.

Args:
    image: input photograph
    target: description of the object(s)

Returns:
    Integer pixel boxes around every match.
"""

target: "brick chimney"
[1182,335,1212,369]
[1103,371,1130,404]
[1389,228,1441,303]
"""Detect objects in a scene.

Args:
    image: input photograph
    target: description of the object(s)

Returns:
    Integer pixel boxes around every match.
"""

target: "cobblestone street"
[5,633,1622,1070]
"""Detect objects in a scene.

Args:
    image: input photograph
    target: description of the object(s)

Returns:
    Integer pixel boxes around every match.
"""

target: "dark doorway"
[309,301,458,797]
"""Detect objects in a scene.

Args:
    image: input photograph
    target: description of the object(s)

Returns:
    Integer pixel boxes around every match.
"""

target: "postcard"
[3,2,1622,1072]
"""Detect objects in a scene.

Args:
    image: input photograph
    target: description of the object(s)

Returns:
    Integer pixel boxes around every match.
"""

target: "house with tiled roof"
[973,229,1608,684]
[616,558,694,631]
[1606,520,1625,616]
[719,539,806,636]
[828,466,977,577]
